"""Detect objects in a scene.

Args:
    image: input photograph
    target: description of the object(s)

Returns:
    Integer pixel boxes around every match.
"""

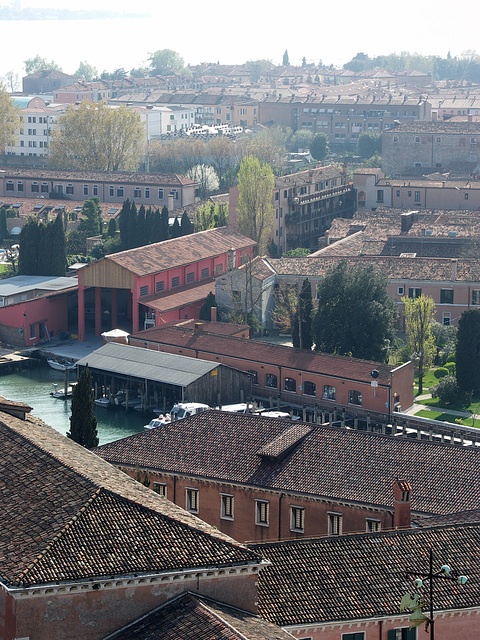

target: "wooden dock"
[0,353,37,375]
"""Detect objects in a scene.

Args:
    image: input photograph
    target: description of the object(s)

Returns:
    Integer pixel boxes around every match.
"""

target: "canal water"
[0,364,146,445]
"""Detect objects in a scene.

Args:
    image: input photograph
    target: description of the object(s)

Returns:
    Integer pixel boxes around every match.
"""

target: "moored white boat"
[94,397,111,408]
[47,358,76,372]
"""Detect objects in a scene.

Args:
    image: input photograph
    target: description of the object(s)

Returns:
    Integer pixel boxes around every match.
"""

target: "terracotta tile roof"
[251,524,480,626]
[131,325,395,382]
[105,592,293,640]
[142,280,214,313]
[274,165,343,188]
[390,121,480,135]
[413,509,480,528]
[94,410,480,516]
[0,167,196,186]
[0,410,261,588]
[105,228,255,277]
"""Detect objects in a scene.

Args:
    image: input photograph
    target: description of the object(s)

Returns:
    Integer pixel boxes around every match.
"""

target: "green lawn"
[414,369,438,395]
[415,409,463,424]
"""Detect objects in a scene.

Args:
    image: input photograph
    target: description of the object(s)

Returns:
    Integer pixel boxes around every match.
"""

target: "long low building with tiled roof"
[94,409,479,543]
[0,400,266,640]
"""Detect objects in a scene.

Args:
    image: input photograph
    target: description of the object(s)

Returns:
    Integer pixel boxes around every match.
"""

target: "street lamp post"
[404,548,468,640]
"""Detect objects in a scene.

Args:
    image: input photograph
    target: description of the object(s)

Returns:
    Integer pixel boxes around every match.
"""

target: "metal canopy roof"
[75,342,219,387]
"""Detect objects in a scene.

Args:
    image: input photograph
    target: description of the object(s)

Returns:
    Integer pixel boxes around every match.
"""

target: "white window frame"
[328,512,343,536]
[186,488,199,513]
[290,506,305,533]
[153,482,167,497]
[255,500,269,526]
[366,518,381,533]
[220,493,234,520]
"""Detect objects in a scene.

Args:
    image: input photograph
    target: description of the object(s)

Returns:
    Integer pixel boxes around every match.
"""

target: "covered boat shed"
[75,342,252,410]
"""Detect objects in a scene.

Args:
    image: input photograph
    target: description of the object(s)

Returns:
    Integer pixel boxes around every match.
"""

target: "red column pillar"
[95,287,102,336]
[78,285,86,342]
[132,291,139,334]
[111,288,118,329]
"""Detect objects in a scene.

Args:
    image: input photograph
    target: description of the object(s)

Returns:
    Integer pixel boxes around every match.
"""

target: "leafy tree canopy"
[75,61,98,81]
[149,49,185,76]
[50,101,145,172]
[313,261,396,362]
[24,54,62,75]
[237,155,274,255]
[0,84,19,152]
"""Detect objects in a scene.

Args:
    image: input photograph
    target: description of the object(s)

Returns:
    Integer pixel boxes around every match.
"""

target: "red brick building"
[77,228,255,341]
[0,398,284,640]
[129,324,414,416]
[94,410,480,544]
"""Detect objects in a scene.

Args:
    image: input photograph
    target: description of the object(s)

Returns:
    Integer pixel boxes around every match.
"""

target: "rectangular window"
[387,629,416,640]
[109,186,114,197]
[328,513,342,536]
[171,276,180,288]
[440,289,454,304]
[134,187,141,198]
[265,373,278,389]
[290,506,305,532]
[171,189,178,200]
[186,272,194,283]
[31,182,39,193]
[153,483,167,497]
[17,182,23,192]
[377,190,384,203]
[156,280,165,292]
[145,188,150,199]
[366,519,381,533]
[443,312,451,326]
[414,136,421,143]
[201,267,209,279]
[303,381,316,396]
[343,634,365,640]
[472,290,480,305]
[323,385,336,400]
[93,185,98,196]
[6,181,13,191]
[139,285,149,296]
[414,191,421,202]
[284,377,296,393]
[83,184,89,196]
[117,187,124,197]
[221,494,234,520]
[408,288,421,299]
[29,323,36,339]
[158,188,164,199]
[41,182,48,193]
[348,390,362,406]
[66,184,74,195]
[396,189,400,197]
[256,500,269,526]
[186,488,199,513]
[471,137,477,145]
[248,370,258,385]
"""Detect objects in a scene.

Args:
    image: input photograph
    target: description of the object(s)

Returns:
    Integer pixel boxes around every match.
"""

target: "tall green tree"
[0,84,20,152]
[313,261,396,362]
[292,278,313,350]
[160,206,169,241]
[74,61,98,81]
[78,197,102,237]
[237,155,274,255]
[68,365,98,448]
[24,54,61,74]
[51,213,66,276]
[283,50,290,66]
[180,210,194,236]
[456,309,480,402]
[402,295,436,394]
[170,216,181,239]
[0,207,8,242]
[309,133,329,161]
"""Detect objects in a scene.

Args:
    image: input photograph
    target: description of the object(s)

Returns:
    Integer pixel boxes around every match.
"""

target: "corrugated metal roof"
[75,342,218,387]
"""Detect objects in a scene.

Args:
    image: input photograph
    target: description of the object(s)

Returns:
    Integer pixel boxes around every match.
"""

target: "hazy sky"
[1,0,478,82]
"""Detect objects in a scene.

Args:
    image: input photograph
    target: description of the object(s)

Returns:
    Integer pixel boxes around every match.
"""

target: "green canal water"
[0,364,147,445]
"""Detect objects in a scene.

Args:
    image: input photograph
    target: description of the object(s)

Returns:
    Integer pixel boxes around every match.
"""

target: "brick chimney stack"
[194,322,204,334]
[210,306,217,323]
[393,479,412,529]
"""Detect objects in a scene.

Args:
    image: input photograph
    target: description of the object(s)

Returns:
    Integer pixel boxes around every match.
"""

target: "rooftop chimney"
[210,306,217,323]
[393,479,412,529]
[194,322,204,334]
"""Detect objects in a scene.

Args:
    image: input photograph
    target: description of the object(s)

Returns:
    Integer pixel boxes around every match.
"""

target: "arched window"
[303,381,316,396]
[284,377,296,393]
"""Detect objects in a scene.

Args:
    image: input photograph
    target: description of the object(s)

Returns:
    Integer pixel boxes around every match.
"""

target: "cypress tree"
[170,216,181,239]
[137,204,147,246]
[18,217,37,274]
[68,364,99,448]
[107,217,117,237]
[180,210,194,236]
[160,205,169,241]
[0,207,7,242]
[126,200,138,249]
[293,278,313,350]
[118,199,130,247]
[51,213,66,276]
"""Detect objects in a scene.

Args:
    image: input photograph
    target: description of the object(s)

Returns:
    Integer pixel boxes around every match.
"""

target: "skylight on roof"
[108,208,119,215]
[12,202,23,208]
[33,203,44,210]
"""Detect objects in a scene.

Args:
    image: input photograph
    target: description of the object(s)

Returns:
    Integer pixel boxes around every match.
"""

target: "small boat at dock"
[50,383,75,399]
[47,358,76,372]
